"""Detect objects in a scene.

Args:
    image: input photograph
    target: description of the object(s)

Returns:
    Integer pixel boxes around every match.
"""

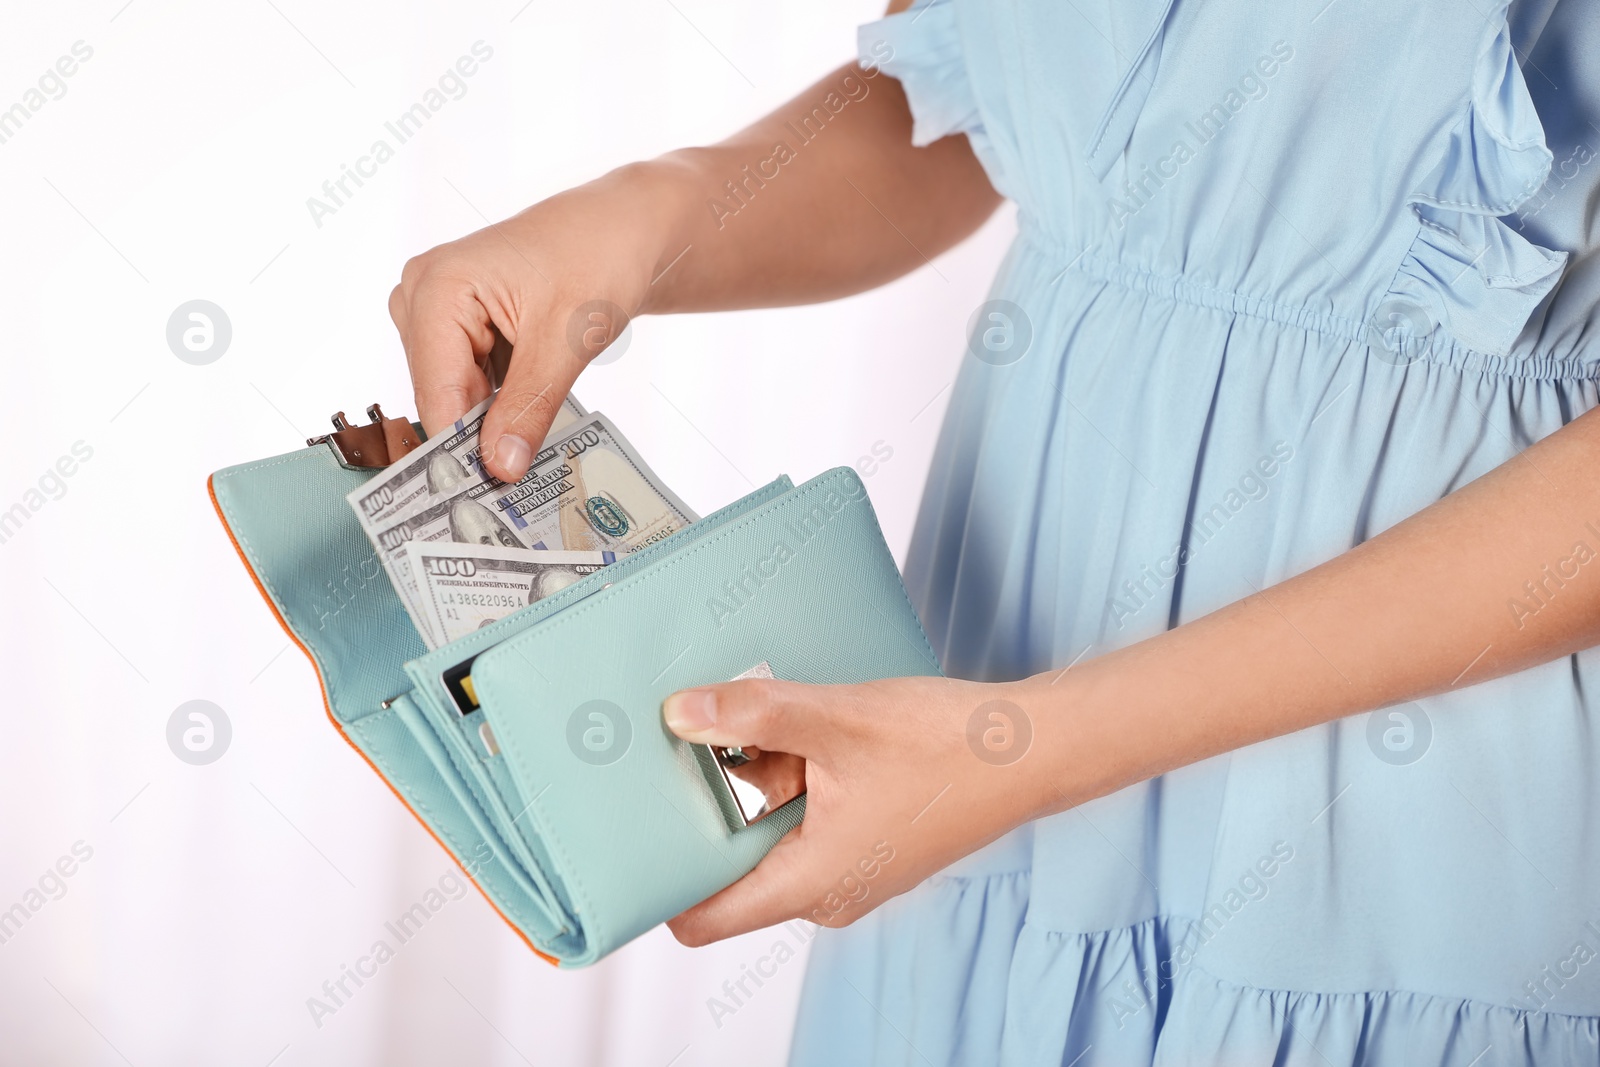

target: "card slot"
[390,696,580,949]
[409,690,586,933]
[343,703,574,960]
[392,472,804,917]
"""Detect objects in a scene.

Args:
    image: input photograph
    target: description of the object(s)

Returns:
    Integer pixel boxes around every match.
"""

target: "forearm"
[626,63,1001,313]
[1027,407,1600,811]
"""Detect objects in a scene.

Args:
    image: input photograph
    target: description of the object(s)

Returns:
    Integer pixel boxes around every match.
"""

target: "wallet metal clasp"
[307,403,422,469]
[711,744,806,828]
[706,662,807,828]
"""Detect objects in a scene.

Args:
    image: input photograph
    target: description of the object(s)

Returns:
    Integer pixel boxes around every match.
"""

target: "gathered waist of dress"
[1013,224,1600,382]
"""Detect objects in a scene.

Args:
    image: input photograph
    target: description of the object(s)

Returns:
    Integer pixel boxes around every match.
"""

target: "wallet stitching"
[215,453,319,479]
[490,469,938,667]
[467,695,598,951]
[227,457,929,962]
[366,710,556,940]
[212,466,329,686]
[212,458,327,643]
[478,470,937,953]
[220,460,552,944]
[428,705,570,923]
[405,476,792,677]
[218,452,671,959]
[408,478,798,957]
[219,454,566,953]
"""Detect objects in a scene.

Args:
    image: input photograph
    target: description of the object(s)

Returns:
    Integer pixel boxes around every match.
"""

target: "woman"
[386,0,1600,1062]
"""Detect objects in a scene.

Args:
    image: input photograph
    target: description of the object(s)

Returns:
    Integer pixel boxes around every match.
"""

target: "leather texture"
[212,445,940,965]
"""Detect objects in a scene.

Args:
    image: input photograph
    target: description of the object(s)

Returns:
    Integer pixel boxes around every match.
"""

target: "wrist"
[599,154,706,313]
[1008,656,1159,821]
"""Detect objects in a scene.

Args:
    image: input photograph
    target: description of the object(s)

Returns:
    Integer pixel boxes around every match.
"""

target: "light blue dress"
[791,1,1600,1064]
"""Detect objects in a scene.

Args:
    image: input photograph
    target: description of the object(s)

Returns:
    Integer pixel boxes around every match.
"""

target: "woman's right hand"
[388,162,685,482]
[390,59,1000,483]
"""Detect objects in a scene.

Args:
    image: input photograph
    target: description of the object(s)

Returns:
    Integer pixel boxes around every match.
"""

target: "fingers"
[662,678,832,758]
[389,280,495,437]
[668,826,893,945]
[668,832,813,946]
[661,679,833,946]
[479,296,635,478]
[478,325,585,482]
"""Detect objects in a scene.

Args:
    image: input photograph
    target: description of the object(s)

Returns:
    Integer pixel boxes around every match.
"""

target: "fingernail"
[664,689,717,737]
[490,434,532,480]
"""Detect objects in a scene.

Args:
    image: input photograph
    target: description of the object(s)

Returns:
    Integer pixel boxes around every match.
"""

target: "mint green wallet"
[209,425,941,966]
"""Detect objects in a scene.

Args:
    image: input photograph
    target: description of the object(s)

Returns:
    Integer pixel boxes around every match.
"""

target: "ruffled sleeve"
[1380,6,1568,359]
[1412,8,1553,217]
[858,0,1008,193]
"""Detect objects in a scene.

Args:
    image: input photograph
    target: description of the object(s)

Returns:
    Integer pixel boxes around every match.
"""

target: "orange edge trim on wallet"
[207,473,560,968]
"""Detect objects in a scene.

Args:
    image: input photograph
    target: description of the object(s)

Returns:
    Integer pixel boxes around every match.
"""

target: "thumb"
[478,326,585,482]
[662,679,828,758]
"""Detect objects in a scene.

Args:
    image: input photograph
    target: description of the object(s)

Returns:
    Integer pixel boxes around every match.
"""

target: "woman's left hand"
[661,674,1065,945]
[668,403,1600,946]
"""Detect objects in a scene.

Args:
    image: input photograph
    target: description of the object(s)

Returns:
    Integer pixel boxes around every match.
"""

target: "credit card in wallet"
[442,656,480,716]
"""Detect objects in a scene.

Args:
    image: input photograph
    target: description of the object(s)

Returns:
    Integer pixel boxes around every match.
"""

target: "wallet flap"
[210,444,567,962]
[211,445,423,725]
[470,466,942,964]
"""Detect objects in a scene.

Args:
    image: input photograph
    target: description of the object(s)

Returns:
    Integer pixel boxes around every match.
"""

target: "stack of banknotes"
[346,393,697,649]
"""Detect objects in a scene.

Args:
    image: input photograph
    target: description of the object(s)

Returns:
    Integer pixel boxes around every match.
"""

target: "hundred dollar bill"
[346,391,588,533]
[401,542,615,649]
[490,413,700,554]
[370,412,698,633]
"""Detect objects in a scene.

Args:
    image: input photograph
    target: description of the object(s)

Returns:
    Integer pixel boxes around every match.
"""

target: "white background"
[0,1,1013,1064]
